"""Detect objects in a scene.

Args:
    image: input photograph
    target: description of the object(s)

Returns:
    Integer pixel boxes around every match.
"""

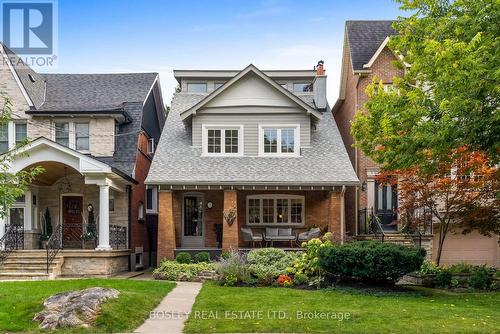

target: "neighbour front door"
[182,195,204,248]
[375,182,397,231]
[62,196,83,248]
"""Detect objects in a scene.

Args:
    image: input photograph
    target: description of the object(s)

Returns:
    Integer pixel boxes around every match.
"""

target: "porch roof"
[146,93,359,187]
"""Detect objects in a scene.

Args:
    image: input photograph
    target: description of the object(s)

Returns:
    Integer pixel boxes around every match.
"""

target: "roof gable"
[180,64,322,120]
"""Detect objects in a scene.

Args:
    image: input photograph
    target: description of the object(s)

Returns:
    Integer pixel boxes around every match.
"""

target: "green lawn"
[185,282,500,334]
[0,279,175,333]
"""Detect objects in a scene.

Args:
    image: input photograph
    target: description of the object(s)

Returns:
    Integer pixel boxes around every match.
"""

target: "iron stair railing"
[46,223,62,274]
[0,224,24,266]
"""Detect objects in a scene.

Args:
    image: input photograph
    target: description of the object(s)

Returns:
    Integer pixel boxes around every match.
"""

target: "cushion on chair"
[278,228,292,236]
[266,228,278,237]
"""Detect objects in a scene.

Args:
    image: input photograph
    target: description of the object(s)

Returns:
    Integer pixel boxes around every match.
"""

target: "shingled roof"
[346,20,396,71]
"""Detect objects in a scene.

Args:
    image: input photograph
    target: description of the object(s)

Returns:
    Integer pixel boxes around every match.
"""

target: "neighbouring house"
[145,62,359,261]
[333,20,499,267]
[0,43,165,278]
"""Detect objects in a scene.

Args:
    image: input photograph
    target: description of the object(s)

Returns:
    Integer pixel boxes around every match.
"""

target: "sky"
[40,0,403,106]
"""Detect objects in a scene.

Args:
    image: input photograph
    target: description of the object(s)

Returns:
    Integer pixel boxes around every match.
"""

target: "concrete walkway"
[134,282,203,334]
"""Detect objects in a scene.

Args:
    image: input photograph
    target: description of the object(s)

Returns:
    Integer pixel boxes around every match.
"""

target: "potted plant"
[40,208,52,249]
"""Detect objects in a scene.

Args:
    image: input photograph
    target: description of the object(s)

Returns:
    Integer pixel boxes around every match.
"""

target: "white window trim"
[146,185,158,214]
[187,82,208,93]
[258,124,300,157]
[3,120,28,151]
[202,124,244,157]
[52,120,91,153]
[246,194,305,227]
[147,137,155,155]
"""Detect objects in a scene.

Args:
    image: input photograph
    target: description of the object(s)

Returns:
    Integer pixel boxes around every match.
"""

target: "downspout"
[127,185,132,272]
[341,186,346,244]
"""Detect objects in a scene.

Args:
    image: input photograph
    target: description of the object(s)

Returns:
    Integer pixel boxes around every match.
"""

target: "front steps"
[356,233,433,258]
[0,250,64,280]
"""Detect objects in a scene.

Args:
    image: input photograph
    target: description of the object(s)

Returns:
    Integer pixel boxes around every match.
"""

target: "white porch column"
[24,190,32,230]
[0,216,5,242]
[96,184,111,250]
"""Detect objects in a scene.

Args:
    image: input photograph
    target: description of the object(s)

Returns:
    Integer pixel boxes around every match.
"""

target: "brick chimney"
[313,60,327,110]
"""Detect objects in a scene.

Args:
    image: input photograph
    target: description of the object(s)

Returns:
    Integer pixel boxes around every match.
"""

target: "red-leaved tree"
[377,147,499,265]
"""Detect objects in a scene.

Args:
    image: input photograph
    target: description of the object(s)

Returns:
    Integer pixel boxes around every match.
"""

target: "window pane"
[248,198,260,224]
[15,123,27,144]
[281,128,295,153]
[377,186,384,211]
[386,185,392,210]
[291,199,302,223]
[9,208,24,226]
[187,83,207,93]
[293,82,313,92]
[263,129,277,153]
[224,129,238,153]
[262,199,274,223]
[75,123,89,151]
[146,188,153,210]
[207,129,221,153]
[276,199,288,223]
[55,123,69,147]
[0,124,8,153]
[214,82,224,89]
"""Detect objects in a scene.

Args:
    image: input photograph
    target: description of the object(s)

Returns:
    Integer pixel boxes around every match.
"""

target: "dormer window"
[293,82,313,92]
[202,125,243,156]
[187,83,207,93]
[259,125,300,157]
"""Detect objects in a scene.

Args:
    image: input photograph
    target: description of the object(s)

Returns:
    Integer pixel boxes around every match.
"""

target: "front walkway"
[134,281,202,334]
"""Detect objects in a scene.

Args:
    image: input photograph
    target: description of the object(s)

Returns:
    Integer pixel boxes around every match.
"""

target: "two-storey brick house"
[0,43,165,277]
[333,21,499,266]
[146,62,358,261]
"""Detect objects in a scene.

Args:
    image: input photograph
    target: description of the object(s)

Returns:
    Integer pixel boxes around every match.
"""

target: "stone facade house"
[0,43,165,278]
[146,63,358,261]
[333,20,499,266]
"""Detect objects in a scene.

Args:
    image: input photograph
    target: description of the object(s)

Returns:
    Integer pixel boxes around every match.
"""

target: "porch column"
[0,216,5,245]
[328,191,342,244]
[96,185,111,250]
[158,191,176,261]
[222,190,239,251]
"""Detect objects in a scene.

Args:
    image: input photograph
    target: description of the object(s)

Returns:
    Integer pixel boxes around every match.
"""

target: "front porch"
[157,186,346,260]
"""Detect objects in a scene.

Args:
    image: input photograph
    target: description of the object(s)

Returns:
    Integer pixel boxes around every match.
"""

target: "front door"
[375,182,397,231]
[62,196,83,248]
[182,195,204,248]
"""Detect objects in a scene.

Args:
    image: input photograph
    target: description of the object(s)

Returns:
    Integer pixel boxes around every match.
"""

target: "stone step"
[0,272,50,280]
[0,266,54,272]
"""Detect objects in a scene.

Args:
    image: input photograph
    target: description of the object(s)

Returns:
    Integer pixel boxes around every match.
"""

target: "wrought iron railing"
[358,208,385,242]
[46,223,62,273]
[0,225,24,266]
[110,225,127,249]
[401,208,434,249]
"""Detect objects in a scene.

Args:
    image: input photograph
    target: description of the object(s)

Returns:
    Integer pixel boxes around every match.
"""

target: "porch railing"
[0,225,24,266]
[358,208,385,242]
[401,208,434,249]
[110,225,127,249]
[46,223,62,273]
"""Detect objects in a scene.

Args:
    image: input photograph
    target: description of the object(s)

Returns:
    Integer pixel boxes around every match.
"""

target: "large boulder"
[33,287,119,330]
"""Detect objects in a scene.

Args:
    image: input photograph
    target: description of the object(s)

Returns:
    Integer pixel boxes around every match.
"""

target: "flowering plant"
[276,274,293,287]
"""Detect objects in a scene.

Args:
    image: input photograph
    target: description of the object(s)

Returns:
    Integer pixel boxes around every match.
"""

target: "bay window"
[246,195,305,226]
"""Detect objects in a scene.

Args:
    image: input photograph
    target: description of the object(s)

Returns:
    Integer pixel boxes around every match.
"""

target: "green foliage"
[153,260,215,281]
[220,251,231,260]
[434,268,452,288]
[287,233,332,288]
[416,260,440,276]
[215,250,252,286]
[318,241,426,283]
[468,266,491,290]
[351,0,500,170]
[194,252,211,263]
[246,248,298,285]
[175,252,192,264]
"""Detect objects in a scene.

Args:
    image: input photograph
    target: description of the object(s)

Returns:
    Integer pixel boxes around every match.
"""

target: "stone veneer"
[59,250,129,277]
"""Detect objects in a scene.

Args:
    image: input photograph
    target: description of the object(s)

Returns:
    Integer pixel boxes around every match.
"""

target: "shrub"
[416,260,440,276]
[469,266,491,290]
[194,252,210,263]
[287,233,332,288]
[220,251,232,260]
[434,268,452,288]
[448,262,474,274]
[176,252,192,264]
[153,260,215,281]
[276,274,293,287]
[247,248,298,285]
[216,250,252,286]
[318,240,426,283]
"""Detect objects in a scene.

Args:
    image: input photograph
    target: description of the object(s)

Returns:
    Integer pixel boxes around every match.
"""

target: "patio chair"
[297,227,321,244]
[241,227,263,247]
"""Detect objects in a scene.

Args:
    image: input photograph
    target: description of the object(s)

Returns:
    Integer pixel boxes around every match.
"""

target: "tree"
[377,147,499,265]
[352,0,500,171]
[0,95,43,220]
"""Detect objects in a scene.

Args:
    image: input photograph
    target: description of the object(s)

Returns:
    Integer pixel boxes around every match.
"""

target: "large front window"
[203,125,242,156]
[246,195,304,226]
[260,125,299,156]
